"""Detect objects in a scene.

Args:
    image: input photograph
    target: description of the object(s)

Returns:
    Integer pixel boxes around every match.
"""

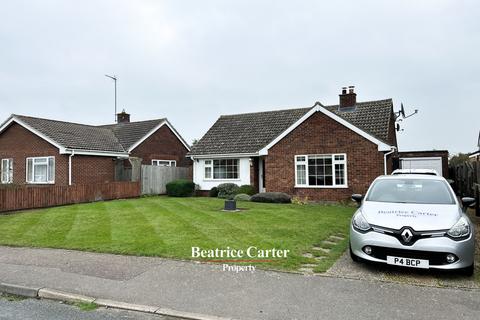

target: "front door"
[259,158,266,192]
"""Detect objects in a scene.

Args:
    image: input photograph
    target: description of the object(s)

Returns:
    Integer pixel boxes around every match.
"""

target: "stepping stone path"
[322,240,337,246]
[312,247,330,253]
[298,233,346,273]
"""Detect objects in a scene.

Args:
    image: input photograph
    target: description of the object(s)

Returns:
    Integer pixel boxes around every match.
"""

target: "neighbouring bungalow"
[188,87,398,201]
[0,111,190,186]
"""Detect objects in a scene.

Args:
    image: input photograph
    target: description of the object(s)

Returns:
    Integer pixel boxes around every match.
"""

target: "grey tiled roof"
[189,107,311,155]
[189,99,394,156]
[12,115,167,153]
[324,99,393,143]
[99,119,165,150]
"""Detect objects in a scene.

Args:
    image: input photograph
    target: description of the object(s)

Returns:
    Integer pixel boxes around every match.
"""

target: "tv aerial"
[395,103,418,131]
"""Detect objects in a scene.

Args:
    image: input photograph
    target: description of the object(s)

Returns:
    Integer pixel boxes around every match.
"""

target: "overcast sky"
[0,0,478,154]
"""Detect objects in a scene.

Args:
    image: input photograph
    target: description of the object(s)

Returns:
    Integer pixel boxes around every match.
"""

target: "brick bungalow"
[188,87,398,201]
[0,111,190,186]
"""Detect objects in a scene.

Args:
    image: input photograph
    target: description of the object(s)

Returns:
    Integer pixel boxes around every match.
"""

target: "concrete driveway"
[326,212,480,289]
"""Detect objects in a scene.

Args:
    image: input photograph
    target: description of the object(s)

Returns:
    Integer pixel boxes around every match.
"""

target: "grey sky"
[1,0,478,154]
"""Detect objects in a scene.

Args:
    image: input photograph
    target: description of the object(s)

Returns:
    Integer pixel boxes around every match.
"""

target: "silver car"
[349,174,475,275]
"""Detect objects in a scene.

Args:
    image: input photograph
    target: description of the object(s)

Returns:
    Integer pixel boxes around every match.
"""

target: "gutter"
[383,146,397,175]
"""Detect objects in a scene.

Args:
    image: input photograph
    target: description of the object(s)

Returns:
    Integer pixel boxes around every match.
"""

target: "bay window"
[204,159,239,180]
[295,154,347,187]
[26,156,55,184]
[1,158,13,184]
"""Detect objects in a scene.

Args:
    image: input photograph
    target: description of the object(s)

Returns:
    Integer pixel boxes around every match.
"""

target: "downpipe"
[384,146,397,175]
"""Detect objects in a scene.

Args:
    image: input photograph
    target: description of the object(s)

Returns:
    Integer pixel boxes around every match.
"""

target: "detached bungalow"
[188,87,398,201]
[0,111,190,186]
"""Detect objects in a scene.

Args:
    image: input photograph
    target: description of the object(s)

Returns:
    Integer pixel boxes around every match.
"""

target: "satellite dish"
[400,103,405,117]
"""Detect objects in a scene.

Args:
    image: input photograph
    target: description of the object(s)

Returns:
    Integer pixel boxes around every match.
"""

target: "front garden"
[0,197,355,272]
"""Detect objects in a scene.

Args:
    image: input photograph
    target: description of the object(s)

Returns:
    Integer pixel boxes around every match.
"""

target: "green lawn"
[0,197,355,272]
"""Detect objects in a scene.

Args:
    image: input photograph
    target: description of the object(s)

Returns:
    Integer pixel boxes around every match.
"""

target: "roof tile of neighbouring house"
[11,115,166,153]
[98,119,166,150]
[188,99,394,156]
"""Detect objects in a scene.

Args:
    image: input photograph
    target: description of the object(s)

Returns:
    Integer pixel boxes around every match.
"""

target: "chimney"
[339,85,356,108]
[116,109,130,123]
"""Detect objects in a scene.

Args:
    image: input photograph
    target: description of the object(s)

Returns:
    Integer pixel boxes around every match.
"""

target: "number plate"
[386,256,429,269]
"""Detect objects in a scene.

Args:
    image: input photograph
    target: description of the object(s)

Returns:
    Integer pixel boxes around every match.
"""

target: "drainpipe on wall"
[383,146,397,175]
[68,150,75,186]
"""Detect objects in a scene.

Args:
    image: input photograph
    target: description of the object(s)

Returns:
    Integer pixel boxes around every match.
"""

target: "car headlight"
[447,216,471,240]
[352,211,371,232]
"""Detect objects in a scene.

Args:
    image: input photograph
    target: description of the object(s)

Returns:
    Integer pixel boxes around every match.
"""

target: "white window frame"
[26,156,55,184]
[151,159,176,167]
[1,158,13,184]
[203,159,240,181]
[295,153,348,188]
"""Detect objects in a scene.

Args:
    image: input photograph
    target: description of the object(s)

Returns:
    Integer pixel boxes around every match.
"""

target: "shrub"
[217,183,239,199]
[234,193,251,201]
[237,184,256,196]
[209,187,219,197]
[166,179,195,197]
[250,192,291,203]
[292,196,309,205]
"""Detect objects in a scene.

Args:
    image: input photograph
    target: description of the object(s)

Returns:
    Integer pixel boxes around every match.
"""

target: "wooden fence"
[452,160,480,216]
[0,181,141,213]
[141,165,191,195]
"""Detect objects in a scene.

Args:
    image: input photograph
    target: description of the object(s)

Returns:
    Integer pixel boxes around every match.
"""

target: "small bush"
[237,184,256,196]
[217,183,239,199]
[251,192,291,203]
[292,196,309,205]
[234,193,251,201]
[166,179,195,197]
[209,187,219,197]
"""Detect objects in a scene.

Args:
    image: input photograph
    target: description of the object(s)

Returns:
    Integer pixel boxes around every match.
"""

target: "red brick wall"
[265,112,385,201]
[130,125,192,167]
[71,155,116,185]
[0,123,69,185]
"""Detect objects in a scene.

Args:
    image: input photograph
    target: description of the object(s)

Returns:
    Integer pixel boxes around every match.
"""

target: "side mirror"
[461,197,476,211]
[351,194,364,206]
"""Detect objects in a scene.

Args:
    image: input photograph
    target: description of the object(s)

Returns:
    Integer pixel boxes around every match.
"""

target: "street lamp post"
[105,74,117,122]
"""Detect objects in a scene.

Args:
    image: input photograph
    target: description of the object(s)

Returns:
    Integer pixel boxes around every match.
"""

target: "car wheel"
[461,264,474,277]
[349,245,361,263]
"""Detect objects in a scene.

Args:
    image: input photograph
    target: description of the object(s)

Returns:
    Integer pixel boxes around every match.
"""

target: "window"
[152,160,176,167]
[204,160,212,179]
[204,159,239,180]
[26,157,55,184]
[1,158,13,184]
[295,154,347,187]
[366,178,455,205]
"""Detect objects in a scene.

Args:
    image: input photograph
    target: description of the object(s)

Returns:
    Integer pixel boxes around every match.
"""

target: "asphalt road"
[0,297,175,320]
[0,246,478,320]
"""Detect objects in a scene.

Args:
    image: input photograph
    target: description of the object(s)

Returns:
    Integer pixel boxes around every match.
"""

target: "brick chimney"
[117,109,130,123]
[339,86,356,109]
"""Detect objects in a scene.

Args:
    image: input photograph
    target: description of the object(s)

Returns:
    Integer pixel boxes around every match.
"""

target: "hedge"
[250,192,291,203]
[166,179,196,197]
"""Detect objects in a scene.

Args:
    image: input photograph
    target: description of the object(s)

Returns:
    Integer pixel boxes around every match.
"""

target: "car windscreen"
[366,179,456,204]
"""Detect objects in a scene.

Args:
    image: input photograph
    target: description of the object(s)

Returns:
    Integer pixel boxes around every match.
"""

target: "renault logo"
[401,228,413,243]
